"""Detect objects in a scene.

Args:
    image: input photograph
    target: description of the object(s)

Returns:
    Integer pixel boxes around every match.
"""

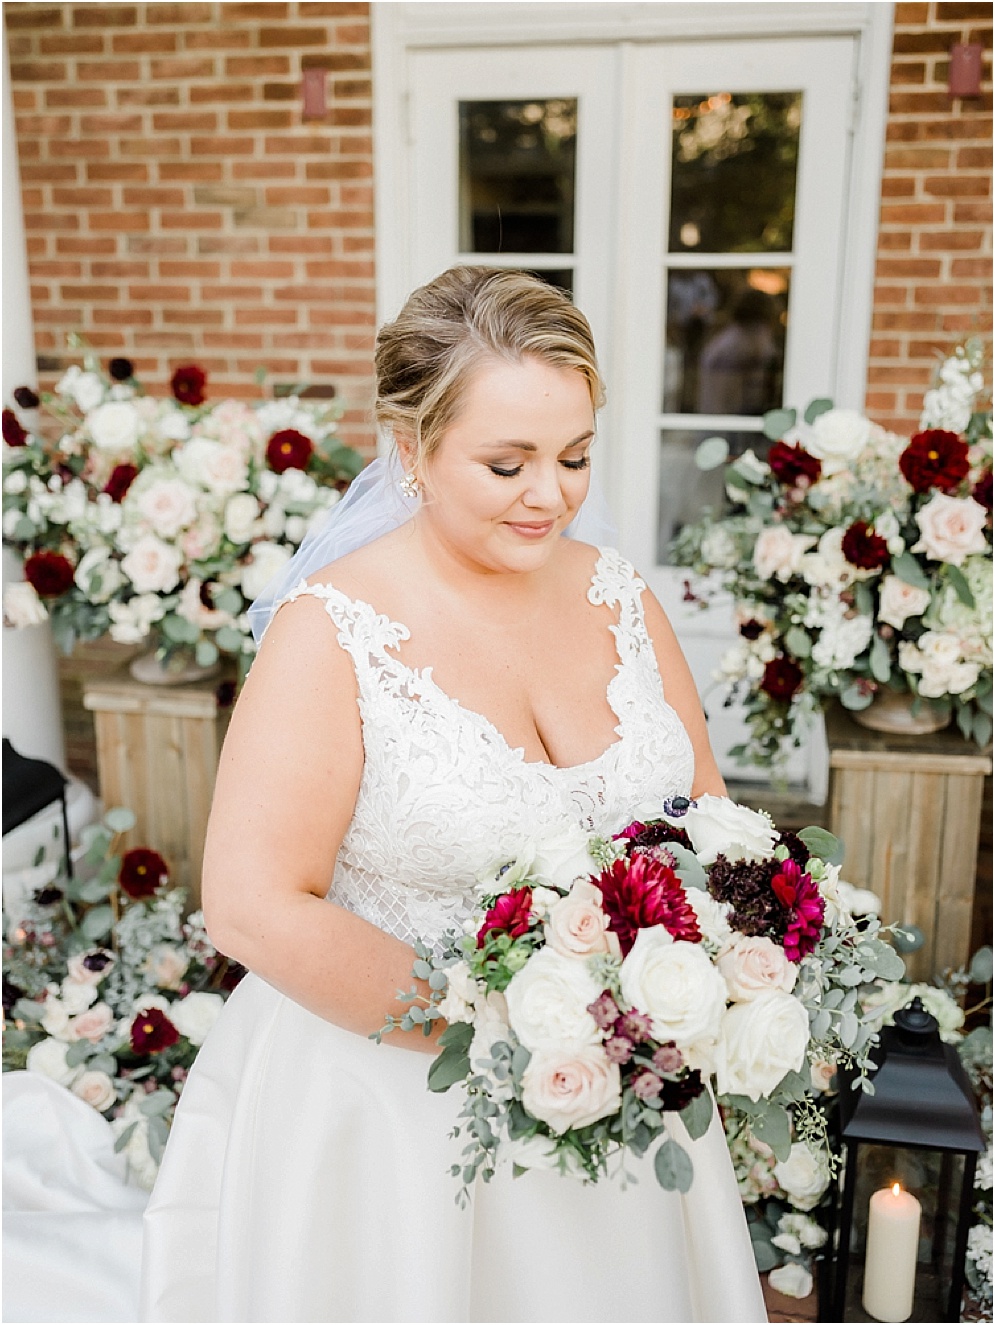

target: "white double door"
[406,36,858,789]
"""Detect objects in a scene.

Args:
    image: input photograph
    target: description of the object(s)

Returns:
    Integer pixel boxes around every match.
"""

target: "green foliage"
[654,1136,694,1192]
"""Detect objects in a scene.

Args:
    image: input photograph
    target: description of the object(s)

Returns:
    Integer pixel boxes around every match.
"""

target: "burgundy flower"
[266,428,313,474]
[476,886,533,947]
[587,991,620,1031]
[631,1069,664,1101]
[170,364,207,407]
[739,619,765,641]
[604,1035,634,1065]
[613,818,692,855]
[24,550,75,598]
[215,680,237,710]
[13,386,40,410]
[2,408,28,447]
[899,429,970,494]
[108,357,134,382]
[103,462,139,503]
[130,1006,180,1054]
[708,855,788,941]
[768,440,821,488]
[596,853,701,956]
[771,859,825,962]
[760,656,804,704]
[973,468,993,513]
[118,847,169,900]
[660,1069,705,1112]
[841,520,890,571]
[34,886,64,906]
[82,950,114,975]
[652,1042,684,1074]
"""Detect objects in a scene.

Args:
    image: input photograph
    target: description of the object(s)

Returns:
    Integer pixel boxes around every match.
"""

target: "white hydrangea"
[811,612,874,672]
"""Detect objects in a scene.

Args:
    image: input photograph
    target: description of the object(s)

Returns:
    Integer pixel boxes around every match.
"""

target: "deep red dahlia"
[596,852,701,956]
[613,818,692,854]
[768,440,822,488]
[899,429,970,494]
[266,428,314,474]
[841,520,890,571]
[13,387,40,410]
[118,847,169,900]
[973,468,993,513]
[103,462,139,503]
[760,656,804,703]
[3,408,28,447]
[130,1006,180,1054]
[170,364,207,407]
[771,859,825,962]
[476,886,534,947]
[24,551,75,598]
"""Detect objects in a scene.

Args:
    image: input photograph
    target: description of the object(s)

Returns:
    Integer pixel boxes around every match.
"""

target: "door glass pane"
[669,92,802,253]
[458,99,577,254]
[663,268,789,415]
[657,426,768,563]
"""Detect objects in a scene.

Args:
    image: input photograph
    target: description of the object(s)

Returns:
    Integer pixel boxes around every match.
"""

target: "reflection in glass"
[669,92,801,253]
[459,100,577,254]
[663,268,789,416]
[657,427,770,564]
[523,268,574,296]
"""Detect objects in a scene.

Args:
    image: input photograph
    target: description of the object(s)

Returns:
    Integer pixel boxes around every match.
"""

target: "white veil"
[248,447,619,643]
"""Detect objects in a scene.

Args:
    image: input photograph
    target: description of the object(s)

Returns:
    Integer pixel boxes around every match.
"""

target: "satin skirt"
[140,973,767,1323]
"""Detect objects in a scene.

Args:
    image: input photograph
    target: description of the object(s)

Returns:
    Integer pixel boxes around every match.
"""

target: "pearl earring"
[399,470,420,499]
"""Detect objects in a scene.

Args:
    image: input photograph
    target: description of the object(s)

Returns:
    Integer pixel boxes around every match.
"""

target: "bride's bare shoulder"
[303,524,419,603]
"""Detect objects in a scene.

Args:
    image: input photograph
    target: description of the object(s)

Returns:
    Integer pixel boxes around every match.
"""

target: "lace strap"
[268,579,411,663]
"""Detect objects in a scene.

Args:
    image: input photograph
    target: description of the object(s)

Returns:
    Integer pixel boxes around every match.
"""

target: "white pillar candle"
[862,1182,921,1323]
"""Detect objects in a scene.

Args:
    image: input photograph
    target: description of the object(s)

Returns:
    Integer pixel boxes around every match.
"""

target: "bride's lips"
[503,519,556,538]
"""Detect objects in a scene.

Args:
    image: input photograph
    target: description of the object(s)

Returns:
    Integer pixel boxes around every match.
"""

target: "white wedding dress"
[140,547,767,1323]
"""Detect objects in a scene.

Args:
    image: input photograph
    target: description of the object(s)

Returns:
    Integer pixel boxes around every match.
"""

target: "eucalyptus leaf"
[869,635,892,685]
[65,1040,92,1068]
[750,1230,780,1274]
[81,904,114,942]
[762,407,797,441]
[666,843,708,891]
[783,626,812,659]
[212,587,243,616]
[838,1010,859,1048]
[803,398,834,425]
[840,683,873,712]
[892,551,930,591]
[437,1020,473,1052]
[854,582,875,619]
[945,564,975,608]
[214,625,245,655]
[89,1053,118,1076]
[11,998,47,1023]
[146,1114,169,1163]
[694,436,730,471]
[77,877,111,903]
[957,704,975,740]
[751,1103,791,1161]
[113,1121,138,1153]
[811,1008,832,1038]
[972,712,992,748]
[103,807,136,834]
[679,1088,713,1141]
[969,946,993,985]
[892,925,924,954]
[797,825,845,867]
[861,941,905,981]
[195,639,219,668]
[654,1137,694,1193]
[138,1089,175,1118]
[427,1045,470,1093]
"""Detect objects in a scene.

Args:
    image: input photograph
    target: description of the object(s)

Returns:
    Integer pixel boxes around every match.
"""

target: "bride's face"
[413,355,596,572]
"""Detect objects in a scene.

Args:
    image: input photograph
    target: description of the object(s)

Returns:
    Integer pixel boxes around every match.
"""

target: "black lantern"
[822,998,985,1322]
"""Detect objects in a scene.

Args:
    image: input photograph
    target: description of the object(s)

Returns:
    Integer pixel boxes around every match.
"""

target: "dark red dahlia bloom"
[103,462,139,503]
[973,468,993,513]
[130,1006,180,1054]
[108,357,134,382]
[613,818,692,854]
[3,408,28,447]
[170,364,207,407]
[771,859,825,962]
[768,440,822,488]
[477,886,533,946]
[596,852,700,956]
[660,1068,704,1112]
[24,551,75,598]
[118,847,169,899]
[760,656,804,703]
[13,386,40,410]
[899,429,970,494]
[266,428,313,474]
[841,520,890,571]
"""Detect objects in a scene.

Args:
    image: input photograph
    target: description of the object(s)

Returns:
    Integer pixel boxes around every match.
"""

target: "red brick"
[341,234,374,252]
[304,159,372,179]
[304,258,374,278]
[951,258,995,277]
[332,79,371,98]
[24,212,79,231]
[43,88,104,110]
[884,146,952,168]
[150,56,216,79]
[12,89,38,110]
[126,236,189,254]
[152,111,219,131]
[21,162,79,181]
[122,187,186,206]
[158,162,224,181]
[200,284,264,301]
[183,29,252,50]
[914,284,983,304]
[881,177,916,197]
[230,259,295,278]
[204,332,265,349]
[876,257,944,277]
[29,260,83,279]
[879,202,948,224]
[923,174,991,196]
[868,338,902,358]
[190,136,255,155]
[51,186,114,206]
[263,81,297,101]
[163,308,224,325]
[128,283,191,301]
[920,116,993,140]
[92,261,151,278]
[89,211,150,231]
[56,236,117,255]
[159,261,222,278]
[339,185,373,206]
[4,7,64,28]
[305,208,374,228]
[298,3,368,14]
[893,31,959,55]
[953,201,994,222]
[39,33,105,54]
[133,331,196,347]
[329,106,371,127]
[50,138,110,158]
[331,24,368,44]
[117,86,181,106]
[226,56,291,76]
[77,60,142,81]
[223,2,290,18]
[919,229,986,249]
[264,134,333,154]
[228,109,294,129]
[301,52,368,72]
[258,26,328,46]
[60,284,120,301]
[161,211,224,229]
[146,3,213,22]
[16,112,72,135]
[265,186,330,204]
[119,137,183,157]
[72,6,138,26]
[938,2,993,18]
[112,31,178,53]
[197,236,261,254]
[80,112,144,133]
[268,235,333,253]
[232,160,297,179]
[87,162,149,181]
[231,306,300,325]
[957,146,995,167]
[92,307,153,325]
[189,83,255,103]
[10,62,68,81]
[872,286,909,305]
[34,304,83,320]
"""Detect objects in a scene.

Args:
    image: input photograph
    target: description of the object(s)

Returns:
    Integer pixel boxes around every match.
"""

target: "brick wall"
[6,1,377,453]
[867,0,993,432]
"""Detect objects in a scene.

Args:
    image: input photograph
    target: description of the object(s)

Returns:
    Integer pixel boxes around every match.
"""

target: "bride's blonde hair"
[374,266,605,466]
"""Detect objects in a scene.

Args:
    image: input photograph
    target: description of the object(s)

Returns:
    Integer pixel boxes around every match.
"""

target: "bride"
[140,267,767,1323]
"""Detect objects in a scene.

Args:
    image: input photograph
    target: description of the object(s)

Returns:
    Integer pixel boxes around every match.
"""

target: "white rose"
[521,1046,622,1134]
[684,888,734,949]
[66,949,115,985]
[157,408,191,443]
[499,1133,584,1178]
[3,581,48,627]
[732,448,770,484]
[800,528,859,591]
[279,468,318,504]
[805,408,873,476]
[835,880,881,918]
[811,613,874,671]
[87,400,140,452]
[505,947,602,1053]
[774,1141,831,1211]
[26,1037,78,1085]
[120,535,183,595]
[683,794,778,866]
[530,823,595,891]
[544,880,619,959]
[60,977,98,1014]
[437,960,477,1024]
[261,506,286,540]
[528,886,563,919]
[169,991,224,1046]
[134,477,198,539]
[714,990,809,1101]
[57,366,105,414]
[619,928,728,1066]
[224,492,259,544]
[469,990,514,1103]
[779,1211,828,1251]
[74,547,125,604]
[240,541,293,601]
[144,944,190,991]
[914,493,988,567]
[107,592,166,644]
[41,990,72,1040]
[284,514,307,544]
[4,469,28,494]
[753,525,811,582]
[175,438,248,497]
[111,1092,159,1190]
[180,513,221,562]
[701,525,738,569]
[72,1069,116,1113]
[717,936,798,1001]
[878,575,932,630]
[69,1002,115,1043]
[768,1263,814,1299]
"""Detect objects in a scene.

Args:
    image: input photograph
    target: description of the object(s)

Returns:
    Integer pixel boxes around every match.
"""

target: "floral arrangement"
[377,794,905,1204]
[2,807,238,1189]
[671,340,993,767]
[1,349,363,674]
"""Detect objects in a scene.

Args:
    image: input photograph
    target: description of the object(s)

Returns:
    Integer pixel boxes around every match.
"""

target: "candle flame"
[892,1182,901,1197]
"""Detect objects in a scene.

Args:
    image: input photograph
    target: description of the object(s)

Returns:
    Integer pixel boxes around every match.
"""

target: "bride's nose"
[521,461,567,511]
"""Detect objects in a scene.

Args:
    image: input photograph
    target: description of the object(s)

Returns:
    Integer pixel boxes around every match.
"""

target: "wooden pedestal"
[826,705,992,983]
[82,671,233,910]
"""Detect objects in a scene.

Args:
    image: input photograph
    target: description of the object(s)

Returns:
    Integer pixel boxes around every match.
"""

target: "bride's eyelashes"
[488,455,591,478]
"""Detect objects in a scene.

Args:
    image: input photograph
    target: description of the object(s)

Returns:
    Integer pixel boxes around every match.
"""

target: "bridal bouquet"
[378,795,905,1201]
[2,349,363,672]
[671,340,992,767]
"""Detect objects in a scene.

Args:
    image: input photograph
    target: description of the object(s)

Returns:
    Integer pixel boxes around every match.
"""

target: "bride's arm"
[200,596,442,1053]
[639,589,729,799]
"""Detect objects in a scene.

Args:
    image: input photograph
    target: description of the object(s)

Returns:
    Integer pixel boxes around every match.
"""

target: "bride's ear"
[394,429,417,475]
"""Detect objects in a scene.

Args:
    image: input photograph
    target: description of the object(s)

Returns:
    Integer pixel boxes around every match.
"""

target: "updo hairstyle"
[374,266,605,470]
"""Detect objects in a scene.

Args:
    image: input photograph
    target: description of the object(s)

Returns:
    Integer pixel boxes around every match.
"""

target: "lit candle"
[862,1182,921,1322]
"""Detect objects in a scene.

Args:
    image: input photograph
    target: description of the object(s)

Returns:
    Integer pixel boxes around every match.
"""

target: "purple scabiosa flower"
[587,991,620,1031]
[652,1042,684,1074]
[631,1070,663,1101]
[605,1035,634,1065]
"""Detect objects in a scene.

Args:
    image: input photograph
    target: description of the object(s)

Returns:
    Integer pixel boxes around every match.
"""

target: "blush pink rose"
[68,1001,115,1043]
[545,881,620,959]
[718,935,799,1001]
[913,493,988,567]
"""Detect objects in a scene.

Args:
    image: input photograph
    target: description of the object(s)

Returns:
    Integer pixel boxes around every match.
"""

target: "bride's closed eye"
[488,455,591,478]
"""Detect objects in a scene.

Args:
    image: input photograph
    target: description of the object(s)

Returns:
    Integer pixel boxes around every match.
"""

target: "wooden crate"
[82,671,234,910]
[826,705,992,982]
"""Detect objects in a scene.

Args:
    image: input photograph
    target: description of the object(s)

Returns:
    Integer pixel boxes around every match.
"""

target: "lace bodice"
[273,547,694,945]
